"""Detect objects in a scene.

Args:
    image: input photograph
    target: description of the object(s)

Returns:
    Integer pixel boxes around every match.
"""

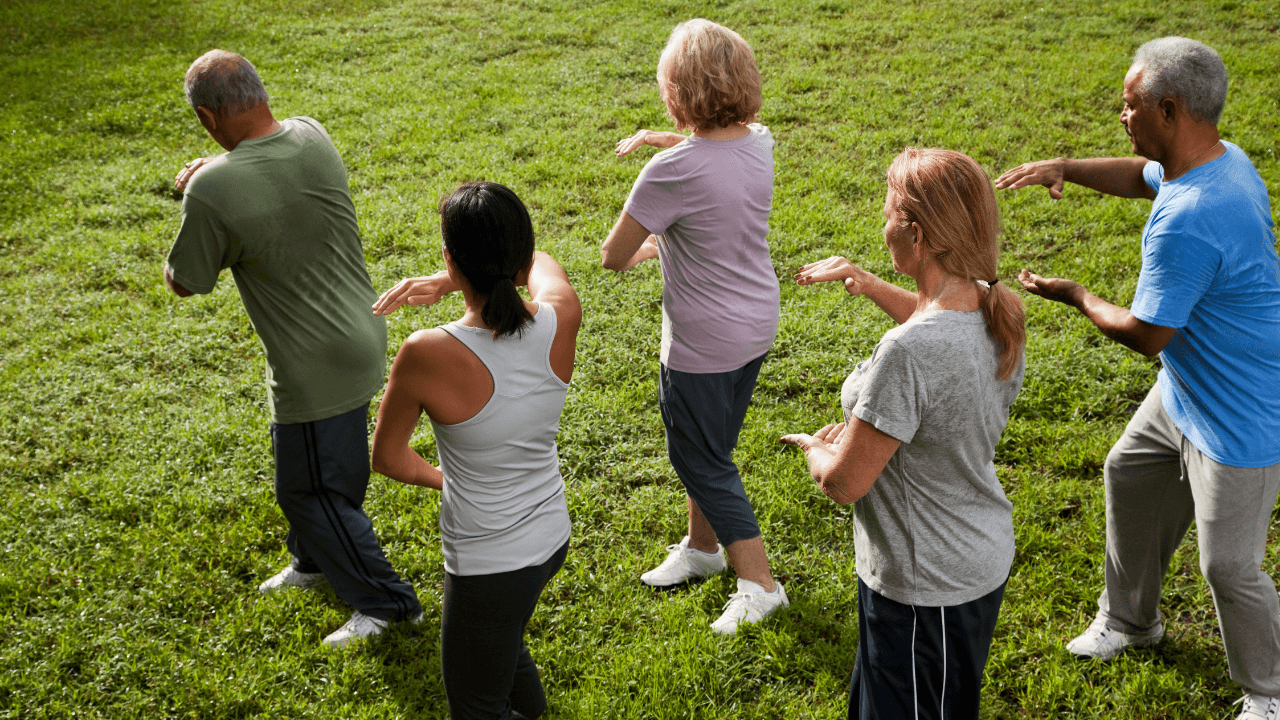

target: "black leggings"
[441,541,569,720]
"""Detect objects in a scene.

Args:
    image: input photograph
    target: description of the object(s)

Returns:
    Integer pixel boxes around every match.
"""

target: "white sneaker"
[710,579,789,635]
[323,611,389,648]
[258,565,326,594]
[322,611,423,649]
[1236,694,1280,720]
[640,536,727,587]
[1065,613,1163,660]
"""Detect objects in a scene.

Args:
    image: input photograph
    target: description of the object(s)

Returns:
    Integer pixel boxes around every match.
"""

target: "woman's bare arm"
[795,256,917,324]
[371,333,446,489]
[523,251,581,383]
[780,418,901,505]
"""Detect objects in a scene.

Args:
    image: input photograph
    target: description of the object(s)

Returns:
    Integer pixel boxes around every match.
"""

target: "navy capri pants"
[658,353,766,546]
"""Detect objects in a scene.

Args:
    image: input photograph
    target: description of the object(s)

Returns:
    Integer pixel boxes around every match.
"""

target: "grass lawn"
[2,0,1278,717]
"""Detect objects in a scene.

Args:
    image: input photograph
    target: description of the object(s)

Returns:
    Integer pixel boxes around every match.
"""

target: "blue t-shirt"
[1131,141,1280,468]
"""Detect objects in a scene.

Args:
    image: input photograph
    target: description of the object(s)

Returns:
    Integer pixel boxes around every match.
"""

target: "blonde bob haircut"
[657,19,761,131]
[886,147,1026,382]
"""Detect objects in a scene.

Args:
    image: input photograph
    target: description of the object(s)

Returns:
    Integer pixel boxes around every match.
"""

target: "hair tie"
[988,278,999,287]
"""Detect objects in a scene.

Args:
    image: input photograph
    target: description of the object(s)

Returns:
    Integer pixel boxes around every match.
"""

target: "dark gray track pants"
[271,403,421,622]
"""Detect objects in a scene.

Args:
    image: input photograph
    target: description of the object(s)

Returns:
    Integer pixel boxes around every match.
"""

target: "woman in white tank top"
[369,182,582,720]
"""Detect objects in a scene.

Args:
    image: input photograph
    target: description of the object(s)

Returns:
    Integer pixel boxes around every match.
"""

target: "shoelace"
[721,591,756,615]
[1235,694,1280,718]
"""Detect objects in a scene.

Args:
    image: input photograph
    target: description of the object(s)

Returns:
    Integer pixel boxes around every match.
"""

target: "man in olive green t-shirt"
[166,49,420,648]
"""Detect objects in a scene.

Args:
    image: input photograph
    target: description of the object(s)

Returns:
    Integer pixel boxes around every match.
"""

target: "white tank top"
[430,302,572,576]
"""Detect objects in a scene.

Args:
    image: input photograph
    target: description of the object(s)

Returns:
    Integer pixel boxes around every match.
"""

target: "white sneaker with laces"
[323,611,389,648]
[1065,613,1163,660]
[640,536,727,587]
[710,579,789,635]
[257,565,326,594]
[1236,693,1280,720]
[322,611,423,649]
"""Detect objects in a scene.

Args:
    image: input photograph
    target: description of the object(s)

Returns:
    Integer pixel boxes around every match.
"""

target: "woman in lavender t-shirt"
[601,18,787,634]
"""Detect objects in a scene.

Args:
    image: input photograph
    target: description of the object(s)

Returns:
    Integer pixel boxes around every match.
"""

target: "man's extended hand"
[1017,269,1085,306]
[174,156,216,192]
[995,158,1067,199]
[372,271,458,316]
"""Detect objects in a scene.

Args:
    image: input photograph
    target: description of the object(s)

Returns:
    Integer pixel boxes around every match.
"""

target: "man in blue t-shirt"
[997,37,1280,719]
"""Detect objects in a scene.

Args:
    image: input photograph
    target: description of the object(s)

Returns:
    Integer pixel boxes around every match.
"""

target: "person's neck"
[217,105,281,151]
[691,122,750,141]
[913,262,980,316]
[1160,123,1223,182]
[456,285,538,330]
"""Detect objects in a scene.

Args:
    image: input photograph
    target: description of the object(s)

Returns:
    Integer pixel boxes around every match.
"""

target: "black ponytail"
[439,182,535,338]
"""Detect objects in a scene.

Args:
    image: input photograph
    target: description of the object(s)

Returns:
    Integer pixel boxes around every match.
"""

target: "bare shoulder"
[548,294,582,334]
[396,327,468,369]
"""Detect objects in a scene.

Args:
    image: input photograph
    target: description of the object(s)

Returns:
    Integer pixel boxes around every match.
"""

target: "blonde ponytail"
[887,147,1027,382]
[981,281,1025,382]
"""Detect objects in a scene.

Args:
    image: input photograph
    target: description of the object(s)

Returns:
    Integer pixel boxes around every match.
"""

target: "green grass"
[2,0,1279,717]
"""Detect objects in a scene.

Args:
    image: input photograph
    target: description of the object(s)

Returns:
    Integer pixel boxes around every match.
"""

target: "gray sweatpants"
[1098,383,1280,695]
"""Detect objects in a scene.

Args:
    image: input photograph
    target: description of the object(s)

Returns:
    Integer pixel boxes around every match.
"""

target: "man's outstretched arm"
[996,157,1156,200]
[1018,269,1175,356]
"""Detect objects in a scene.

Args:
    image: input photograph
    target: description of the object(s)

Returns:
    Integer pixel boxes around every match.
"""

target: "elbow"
[1129,335,1170,357]
[600,251,625,272]
[818,475,866,506]
[370,444,393,478]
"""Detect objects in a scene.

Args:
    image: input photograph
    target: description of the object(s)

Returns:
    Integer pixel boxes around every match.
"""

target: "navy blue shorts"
[849,577,1006,720]
[658,353,766,546]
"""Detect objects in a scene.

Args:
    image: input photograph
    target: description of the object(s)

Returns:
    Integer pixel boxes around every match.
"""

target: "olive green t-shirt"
[166,117,386,424]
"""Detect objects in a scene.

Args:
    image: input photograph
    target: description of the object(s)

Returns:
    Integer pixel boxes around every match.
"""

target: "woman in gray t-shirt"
[783,148,1026,720]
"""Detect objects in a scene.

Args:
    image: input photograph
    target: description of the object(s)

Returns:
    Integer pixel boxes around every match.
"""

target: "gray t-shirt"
[841,310,1024,606]
[623,123,779,373]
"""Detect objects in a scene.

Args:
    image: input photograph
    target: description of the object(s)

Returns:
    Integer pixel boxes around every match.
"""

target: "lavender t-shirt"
[623,123,780,373]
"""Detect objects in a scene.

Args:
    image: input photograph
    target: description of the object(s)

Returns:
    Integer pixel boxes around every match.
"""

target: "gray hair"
[1132,37,1228,124]
[184,50,269,117]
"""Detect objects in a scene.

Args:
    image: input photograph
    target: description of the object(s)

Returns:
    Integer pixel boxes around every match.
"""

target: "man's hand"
[372,271,458,316]
[995,158,1066,199]
[174,156,216,192]
[614,129,687,157]
[794,256,877,297]
[1018,268,1175,356]
[1017,268,1085,307]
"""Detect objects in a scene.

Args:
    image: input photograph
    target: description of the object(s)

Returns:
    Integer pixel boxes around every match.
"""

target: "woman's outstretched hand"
[372,271,459,316]
[794,256,876,296]
[615,129,688,157]
[780,422,845,463]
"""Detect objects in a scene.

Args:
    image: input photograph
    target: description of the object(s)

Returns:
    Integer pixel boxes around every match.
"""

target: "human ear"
[195,106,218,133]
